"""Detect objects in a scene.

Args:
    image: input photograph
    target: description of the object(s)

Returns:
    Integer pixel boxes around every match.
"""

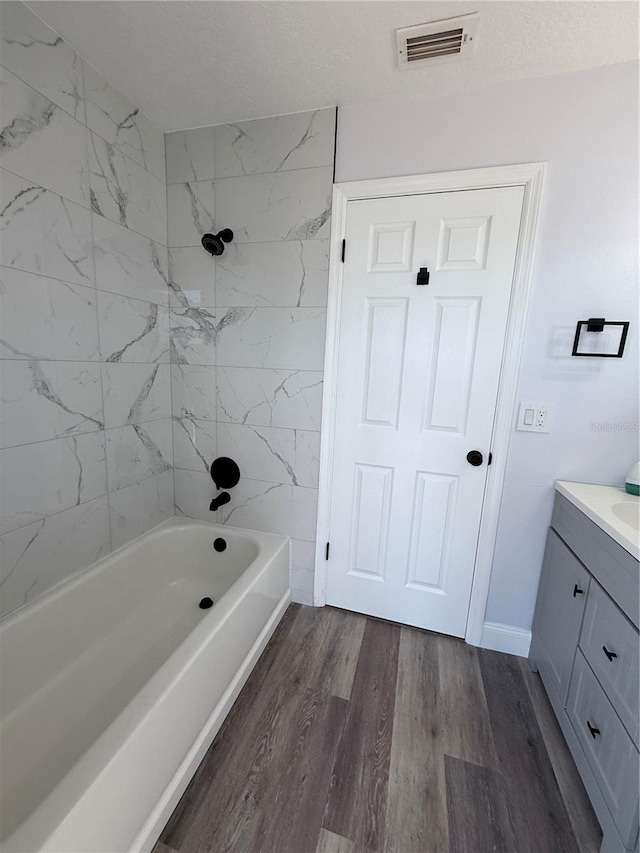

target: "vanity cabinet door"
[531,529,590,712]
[567,651,640,848]
[580,581,639,746]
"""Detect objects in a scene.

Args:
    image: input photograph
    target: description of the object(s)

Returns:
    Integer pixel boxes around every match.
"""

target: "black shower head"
[201,229,234,257]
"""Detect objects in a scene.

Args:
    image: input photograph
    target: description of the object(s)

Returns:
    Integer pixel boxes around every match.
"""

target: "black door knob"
[466,450,484,467]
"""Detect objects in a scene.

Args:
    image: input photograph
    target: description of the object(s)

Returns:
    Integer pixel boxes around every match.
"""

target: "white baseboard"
[290,587,314,606]
[481,621,531,658]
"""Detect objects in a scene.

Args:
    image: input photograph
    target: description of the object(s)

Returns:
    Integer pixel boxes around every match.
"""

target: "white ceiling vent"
[396,13,479,70]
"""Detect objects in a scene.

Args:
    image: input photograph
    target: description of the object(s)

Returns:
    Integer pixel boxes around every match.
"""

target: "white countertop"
[556,481,640,560]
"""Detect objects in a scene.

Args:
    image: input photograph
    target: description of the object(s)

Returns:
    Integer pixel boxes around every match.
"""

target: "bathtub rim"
[1,517,291,852]
[134,585,291,853]
[0,516,286,629]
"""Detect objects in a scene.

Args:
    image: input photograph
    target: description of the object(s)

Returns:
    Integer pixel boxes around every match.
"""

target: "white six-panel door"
[325,186,525,637]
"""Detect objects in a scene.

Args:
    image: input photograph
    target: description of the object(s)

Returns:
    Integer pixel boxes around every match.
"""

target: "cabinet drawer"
[567,651,639,847]
[580,581,639,746]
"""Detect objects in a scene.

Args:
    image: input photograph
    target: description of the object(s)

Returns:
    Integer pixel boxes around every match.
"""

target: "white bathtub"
[0,518,290,852]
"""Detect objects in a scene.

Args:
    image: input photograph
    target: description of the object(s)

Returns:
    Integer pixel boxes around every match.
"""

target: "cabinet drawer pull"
[587,720,601,739]
[602,645,618,661]
[572,583,584,597]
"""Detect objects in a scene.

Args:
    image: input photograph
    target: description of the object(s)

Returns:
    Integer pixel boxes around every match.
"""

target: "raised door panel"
[347,463,393,581]
[532,529,590,710]
[436,215,492,270]
[361,298,408,428]
[423,297,481,435]
[367,221,415,273]
[406,471,458,593]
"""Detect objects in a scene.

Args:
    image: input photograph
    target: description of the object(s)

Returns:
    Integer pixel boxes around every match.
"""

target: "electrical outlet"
[535,407,548,429]
[517,403,551,433]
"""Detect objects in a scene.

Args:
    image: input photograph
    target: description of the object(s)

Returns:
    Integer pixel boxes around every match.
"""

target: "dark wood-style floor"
[153,604,602,853]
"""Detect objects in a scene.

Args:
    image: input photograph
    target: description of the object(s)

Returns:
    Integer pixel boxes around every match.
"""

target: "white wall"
[336,61,639,632]
[0,3,173,618]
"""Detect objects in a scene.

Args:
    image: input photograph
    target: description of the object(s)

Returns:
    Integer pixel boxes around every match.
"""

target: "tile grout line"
[0,468,172,542]
[165,161,334,188]
[211,141,218,525]
[1,277,170,314]
[0,162,165,248]
[169,238,329,250]
[166,138,179,523]
[1,53,167,181]
[85,161,114,555]
[0,52,166,181]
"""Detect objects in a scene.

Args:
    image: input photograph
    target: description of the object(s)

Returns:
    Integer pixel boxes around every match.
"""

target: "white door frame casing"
[314,162,547,647]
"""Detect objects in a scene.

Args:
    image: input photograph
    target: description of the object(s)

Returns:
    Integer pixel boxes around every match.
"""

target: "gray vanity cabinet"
[531,492,640,853]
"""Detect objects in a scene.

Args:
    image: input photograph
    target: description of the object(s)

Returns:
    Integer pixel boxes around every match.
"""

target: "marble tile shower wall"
[0,2,173,618]
[167,109,336,604]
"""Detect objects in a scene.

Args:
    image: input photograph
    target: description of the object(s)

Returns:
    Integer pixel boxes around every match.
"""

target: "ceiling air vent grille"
[396,14,479,70]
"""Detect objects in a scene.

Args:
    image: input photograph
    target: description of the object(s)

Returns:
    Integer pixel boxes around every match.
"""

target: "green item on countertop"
[625,481,640,496]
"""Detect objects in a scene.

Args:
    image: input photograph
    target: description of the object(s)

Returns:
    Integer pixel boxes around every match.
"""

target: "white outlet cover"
[517,402,551,433]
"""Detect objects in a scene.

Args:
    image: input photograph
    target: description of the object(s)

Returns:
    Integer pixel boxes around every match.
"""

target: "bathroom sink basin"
[613,501,640,531]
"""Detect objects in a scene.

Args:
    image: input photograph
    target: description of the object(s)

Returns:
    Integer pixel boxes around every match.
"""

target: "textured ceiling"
[28,1,639,131]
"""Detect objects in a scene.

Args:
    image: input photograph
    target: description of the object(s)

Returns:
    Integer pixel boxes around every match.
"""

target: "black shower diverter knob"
[210,457,240,489]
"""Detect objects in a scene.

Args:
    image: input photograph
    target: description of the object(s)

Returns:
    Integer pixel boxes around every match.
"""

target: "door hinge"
[325,542,330,560]
[341,239,346,263]
[488,452,493,465]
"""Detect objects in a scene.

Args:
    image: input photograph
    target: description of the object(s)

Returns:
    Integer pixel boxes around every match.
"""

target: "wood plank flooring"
[155,605,602,853]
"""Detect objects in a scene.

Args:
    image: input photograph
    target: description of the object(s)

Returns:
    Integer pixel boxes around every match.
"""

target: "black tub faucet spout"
[210,492,231,512]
